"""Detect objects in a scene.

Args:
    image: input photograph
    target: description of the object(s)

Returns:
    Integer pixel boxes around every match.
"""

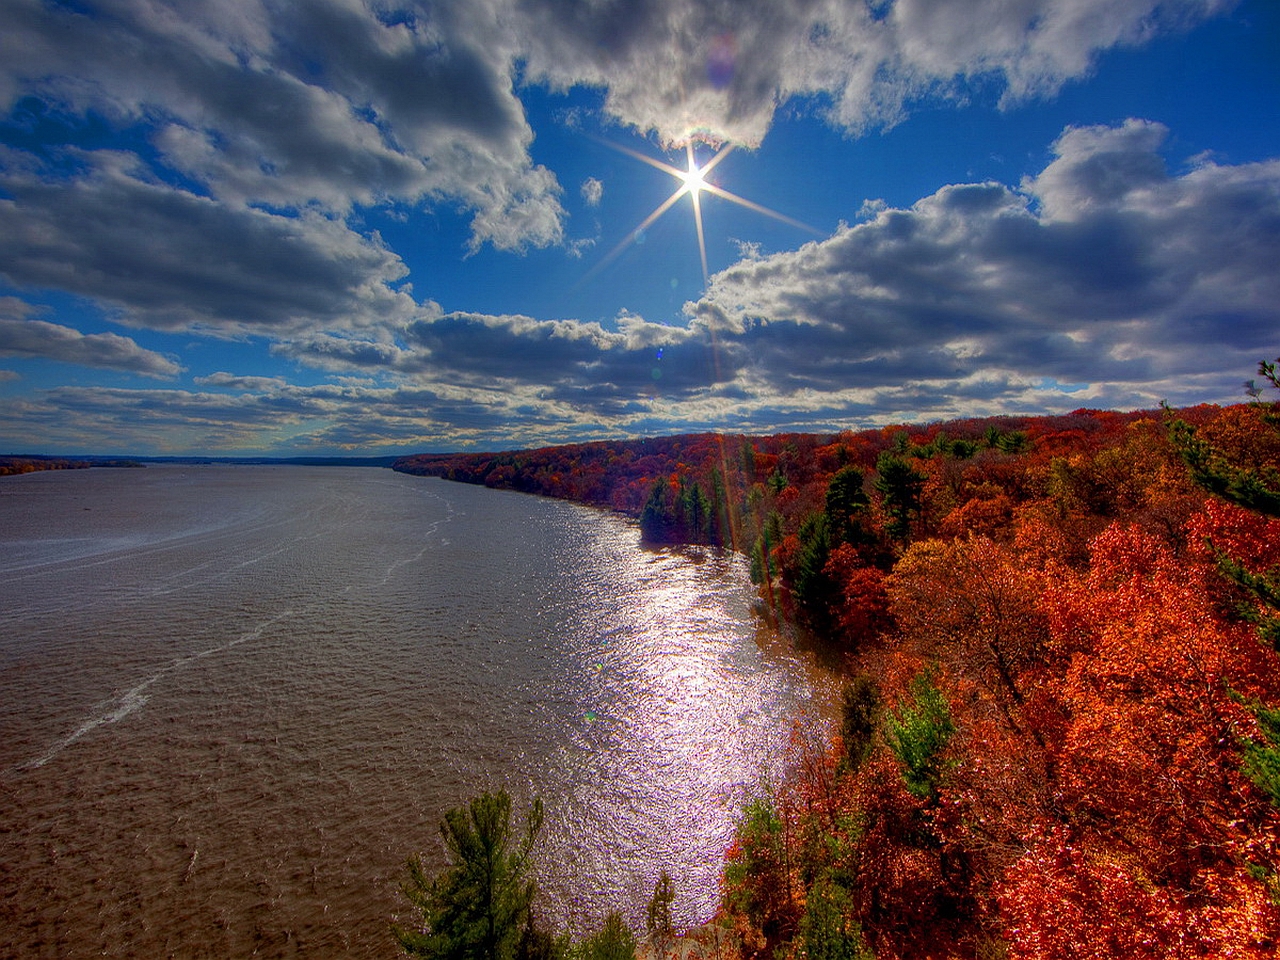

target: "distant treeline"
[0,455,95,476]
[2,455,400,476]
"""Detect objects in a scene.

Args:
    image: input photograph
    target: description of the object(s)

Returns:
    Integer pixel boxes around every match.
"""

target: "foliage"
[1242,698,1280,809]
[644,871,676,952]
[798,880,874,960]
[839,676,879,773]
[882,669,955,801]
[575,913,636,960]
[723,796,798,946]
[396,791,544,960]
[392,365,1280,958]
[873,453,926,542]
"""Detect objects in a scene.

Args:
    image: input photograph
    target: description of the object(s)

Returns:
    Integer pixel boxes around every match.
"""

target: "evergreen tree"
[793,512,835,628]
[825,466,869,548]
[640,480,677,543]
[883,669,955,801]
[578,913,637,960]
[645,871,676,954]
[873,453,926,542]
[395,791,544,960]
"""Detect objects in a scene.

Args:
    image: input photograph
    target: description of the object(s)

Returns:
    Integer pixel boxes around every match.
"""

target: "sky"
[1,0,1278,456]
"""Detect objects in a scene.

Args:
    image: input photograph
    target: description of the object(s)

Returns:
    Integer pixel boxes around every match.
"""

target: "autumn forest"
[393,361,1280,959]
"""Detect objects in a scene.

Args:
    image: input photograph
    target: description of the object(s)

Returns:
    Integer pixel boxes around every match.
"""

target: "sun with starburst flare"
[586,139,816,287]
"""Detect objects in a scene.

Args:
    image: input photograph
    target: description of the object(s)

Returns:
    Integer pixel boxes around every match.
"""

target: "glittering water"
[0,465,834,957]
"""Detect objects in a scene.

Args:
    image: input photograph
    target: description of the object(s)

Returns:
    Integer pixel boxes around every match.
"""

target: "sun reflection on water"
[532,541,837,931]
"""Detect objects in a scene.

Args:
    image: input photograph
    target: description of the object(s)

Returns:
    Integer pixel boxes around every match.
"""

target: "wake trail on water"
[16,609,298,773]
[12,482,461,775]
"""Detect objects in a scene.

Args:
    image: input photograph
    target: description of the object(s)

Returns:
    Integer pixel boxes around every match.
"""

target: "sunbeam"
[581,138,819,290]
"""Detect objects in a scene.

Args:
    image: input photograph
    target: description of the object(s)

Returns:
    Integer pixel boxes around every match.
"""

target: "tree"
[723,796,798,947]
[578,913,637,960]
[874,452,926,542]
[825,466,870,548]
[645,871,676,955]
[1167,358,1280,518]
[396,790,544,960]
[793,512,836,628]
[839,675,879,774]
[882,668,955,801]
[798,879,873,960]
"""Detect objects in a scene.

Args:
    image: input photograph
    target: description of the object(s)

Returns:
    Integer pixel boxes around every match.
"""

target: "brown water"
[0,465,835,957]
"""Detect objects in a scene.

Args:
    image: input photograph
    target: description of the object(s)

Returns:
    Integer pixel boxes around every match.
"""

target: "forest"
[392,359,1280,959]
[0,455,93,476]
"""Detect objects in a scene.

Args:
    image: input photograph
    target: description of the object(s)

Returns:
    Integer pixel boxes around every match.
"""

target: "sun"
[583,138,816,289]
[680,150,708,196]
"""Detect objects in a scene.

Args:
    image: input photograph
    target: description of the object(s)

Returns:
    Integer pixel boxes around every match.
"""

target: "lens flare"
[581,137,819,290]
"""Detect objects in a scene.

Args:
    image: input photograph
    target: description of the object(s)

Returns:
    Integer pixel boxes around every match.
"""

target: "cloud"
[0,0,1268,453]
[194,372,290,392]
[0,148,417,336]
[513,0,1226,145]
[287,119,1280,431]
[0,299,182,378]
[684,119,1280,416]
[0,378,609,455]
[1,0,565,251]
[581,177,604,206]
[0,0,1237,347]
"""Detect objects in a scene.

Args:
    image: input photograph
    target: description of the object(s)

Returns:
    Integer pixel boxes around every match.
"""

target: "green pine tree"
[577,913,637,960]
[883,669,955,801]
[873,453,926,542]
[395,790,544,960]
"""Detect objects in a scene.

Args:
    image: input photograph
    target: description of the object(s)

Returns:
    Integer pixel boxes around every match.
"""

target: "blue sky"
[1,0,1278,456]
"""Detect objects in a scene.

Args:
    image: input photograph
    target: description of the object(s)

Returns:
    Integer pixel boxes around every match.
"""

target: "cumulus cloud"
[0,0,1237,343]
[0,300,182,378]
[5,116,1274,452]
[686,119,1280,415]
[513,0,1225,145]
[0,0,566,250]
[0,1,1267,452]
[280,119,1280,432]
[194,372,290,392]
[0,149,417,336]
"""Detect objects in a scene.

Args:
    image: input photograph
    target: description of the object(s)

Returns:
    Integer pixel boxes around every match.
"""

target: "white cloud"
[1,0,566,250]
[581,177,604,206]
[686,119,1280,414]
[513,0,1226,145]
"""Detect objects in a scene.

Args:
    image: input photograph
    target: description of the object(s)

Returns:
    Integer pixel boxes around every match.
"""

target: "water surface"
[0,465,834,957]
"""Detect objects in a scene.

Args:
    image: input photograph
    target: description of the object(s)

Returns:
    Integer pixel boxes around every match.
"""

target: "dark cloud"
[0,150,415,335]
[0,3,1269,452]
[1,0,565,250]
[254,120,1279,438]
[399,310,733,403]
[0,299,182,377]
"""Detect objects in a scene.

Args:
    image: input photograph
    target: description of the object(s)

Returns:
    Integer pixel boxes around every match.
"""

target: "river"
[0,464,835,957]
